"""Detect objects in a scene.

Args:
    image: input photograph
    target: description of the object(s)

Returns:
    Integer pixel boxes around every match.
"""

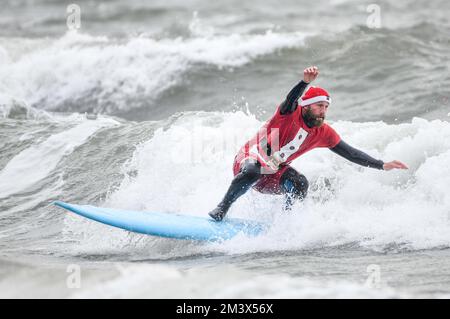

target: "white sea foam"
[70,263,402,299]
[0,30,306,113]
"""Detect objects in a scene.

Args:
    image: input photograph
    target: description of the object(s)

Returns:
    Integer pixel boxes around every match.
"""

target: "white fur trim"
[300,95,331,106]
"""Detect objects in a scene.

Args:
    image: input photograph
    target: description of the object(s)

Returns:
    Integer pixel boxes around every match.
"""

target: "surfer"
[208,66,408,221]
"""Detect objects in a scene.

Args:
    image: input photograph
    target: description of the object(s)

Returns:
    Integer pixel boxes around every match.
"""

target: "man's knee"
[238,160,261,182]
[280,168,309,199]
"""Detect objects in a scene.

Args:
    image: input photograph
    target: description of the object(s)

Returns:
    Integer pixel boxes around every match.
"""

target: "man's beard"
[302,107,325,127]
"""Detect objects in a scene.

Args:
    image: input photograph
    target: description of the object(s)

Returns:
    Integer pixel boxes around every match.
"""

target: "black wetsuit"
[208,80,384,221]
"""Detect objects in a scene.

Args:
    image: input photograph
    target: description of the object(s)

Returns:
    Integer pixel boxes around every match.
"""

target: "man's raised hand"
[304,66,319,83]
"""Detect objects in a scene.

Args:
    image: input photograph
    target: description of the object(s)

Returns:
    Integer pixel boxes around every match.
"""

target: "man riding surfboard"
[208,66,408,221]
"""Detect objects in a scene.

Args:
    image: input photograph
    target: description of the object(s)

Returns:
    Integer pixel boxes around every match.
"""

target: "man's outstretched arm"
[279,66,319,115]
[330,140,408,170]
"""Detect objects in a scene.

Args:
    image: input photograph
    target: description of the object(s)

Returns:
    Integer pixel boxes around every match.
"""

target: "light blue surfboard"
[54,201,267,241]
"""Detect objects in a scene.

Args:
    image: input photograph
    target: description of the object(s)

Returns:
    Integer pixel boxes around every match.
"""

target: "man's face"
[303,102,329,127]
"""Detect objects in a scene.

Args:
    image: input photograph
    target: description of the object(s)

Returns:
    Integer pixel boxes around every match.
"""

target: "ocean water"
[0,0,450,298]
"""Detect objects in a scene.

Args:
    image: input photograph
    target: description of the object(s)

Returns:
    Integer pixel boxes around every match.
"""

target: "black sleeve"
[330,140,384,170]
[279,80,309,115]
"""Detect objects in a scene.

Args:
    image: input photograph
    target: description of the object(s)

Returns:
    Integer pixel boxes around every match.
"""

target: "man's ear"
[301,106,309,114]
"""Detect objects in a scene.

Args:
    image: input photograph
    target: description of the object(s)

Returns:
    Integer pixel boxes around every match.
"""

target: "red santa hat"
[300,86,332,107]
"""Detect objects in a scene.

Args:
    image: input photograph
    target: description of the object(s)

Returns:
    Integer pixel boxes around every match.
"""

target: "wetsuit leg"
[208,160,261,221]
[279,167,309,211]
